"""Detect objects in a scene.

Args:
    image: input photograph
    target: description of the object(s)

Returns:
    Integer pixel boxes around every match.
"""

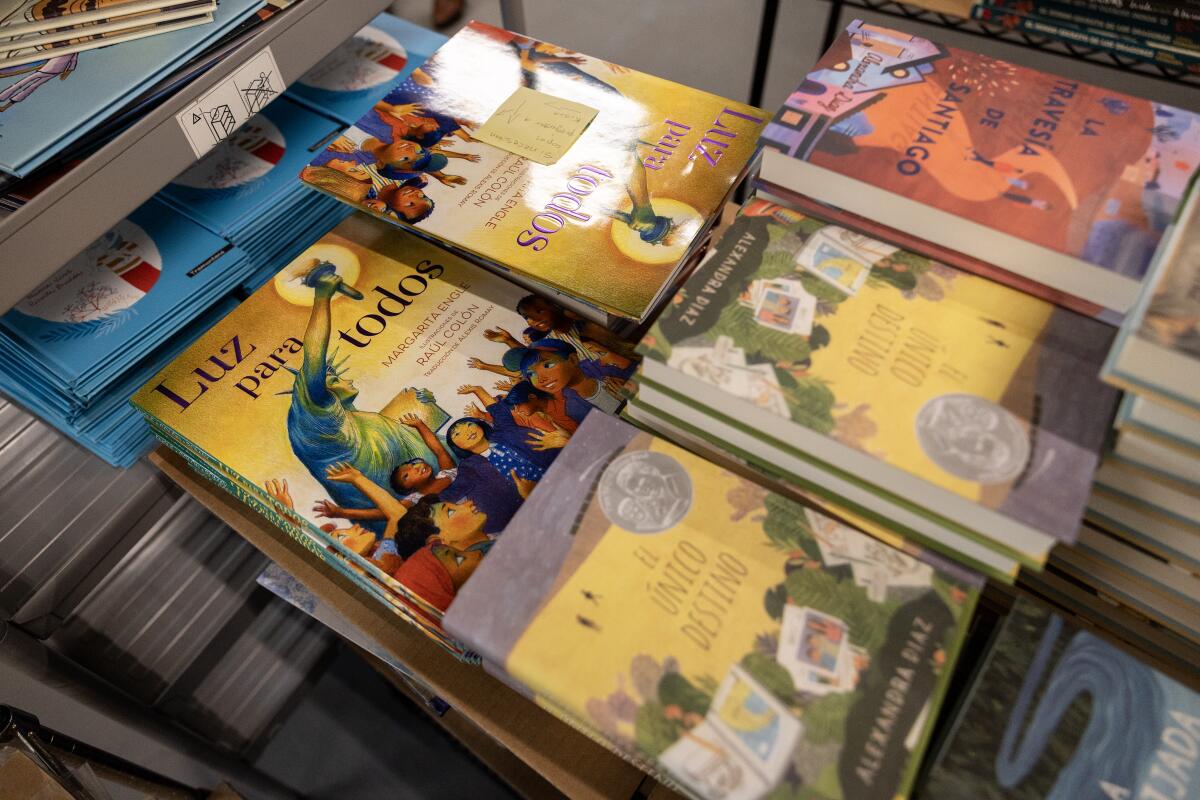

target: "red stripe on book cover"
[249,140,286,165]
[377,52,407,71]
[119,260,160,292]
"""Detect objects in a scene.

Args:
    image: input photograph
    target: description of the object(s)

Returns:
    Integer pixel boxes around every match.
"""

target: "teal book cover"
[0,0,262,176]
[921,596,1200,799]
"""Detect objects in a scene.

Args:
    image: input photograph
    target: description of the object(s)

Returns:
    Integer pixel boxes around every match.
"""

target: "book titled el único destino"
[300,21,767,325]
[921,595,1200,799]
[759,19,1200,315]
[132,213,639,654]
[634,198,1119,578]
[444,411,981,800]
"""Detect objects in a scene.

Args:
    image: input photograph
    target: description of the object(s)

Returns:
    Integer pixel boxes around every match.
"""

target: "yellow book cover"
[639,198,1121,551]
[444,412,981,800]
[300,21,767,323]
[132,213,639,645]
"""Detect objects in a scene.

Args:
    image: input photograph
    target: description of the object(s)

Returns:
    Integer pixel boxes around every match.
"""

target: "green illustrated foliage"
[783,376,837,435]
[931,575,968,622]
[765,583,788,620]
[759,245,801,281]
[761,493,819,555]
[658,671,712,717]
[764,783,831,800]
[740,651,797,707]
[784,569,900,656]
[797,272,849,308]
[801,691,857,744]
[633,701,682,759]
[711,302,812,364]
[867,266,917,292]
[884,250,932,275]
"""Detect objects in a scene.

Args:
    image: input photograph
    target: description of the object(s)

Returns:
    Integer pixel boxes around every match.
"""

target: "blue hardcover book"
[0,198,244,398]
[159,96,343,236]
[288,13,446,126]
[921,596,1200,800]
[0,0,263,177]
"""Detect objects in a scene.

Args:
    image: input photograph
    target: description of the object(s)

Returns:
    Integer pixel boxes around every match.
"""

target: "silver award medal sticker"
[597,450,693,533]
[914,394,1031,484]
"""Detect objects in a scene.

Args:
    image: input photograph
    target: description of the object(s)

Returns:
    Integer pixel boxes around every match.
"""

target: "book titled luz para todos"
[635,198,1120,576]
[132,213,639,652]
[445,412,981,800]
[921,596,1200,800]
[759,19,1200,315]
[301,21,767,324]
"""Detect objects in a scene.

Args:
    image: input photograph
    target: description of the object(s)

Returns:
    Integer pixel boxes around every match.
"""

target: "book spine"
[985,0,1200,47]
[973,4,1200,69]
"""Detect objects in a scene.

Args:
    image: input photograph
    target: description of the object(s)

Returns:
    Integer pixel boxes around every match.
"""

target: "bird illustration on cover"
[769,20,1200,280]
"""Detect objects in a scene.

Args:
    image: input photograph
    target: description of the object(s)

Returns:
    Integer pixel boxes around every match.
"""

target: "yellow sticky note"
[474,87,598,165]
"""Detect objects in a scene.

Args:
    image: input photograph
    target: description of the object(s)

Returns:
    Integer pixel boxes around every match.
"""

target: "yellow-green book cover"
[131,213,638,644]
[444,412,981,800]
[299,21,767,323]
[637,197,1120,555]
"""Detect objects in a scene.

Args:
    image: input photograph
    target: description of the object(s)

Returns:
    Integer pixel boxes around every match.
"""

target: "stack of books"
[971,0,1200,74]
[1067,173,1200,648]
[158,96,354,292]
[288,11,447,127]
[755,19,1200,322]
[299,22,768,331]
[0,0,217,70]
[626,194,1119,582]
[131,213,642,654]
[0,0,263,178]
[0,198,249,465]
[444,410,983,800]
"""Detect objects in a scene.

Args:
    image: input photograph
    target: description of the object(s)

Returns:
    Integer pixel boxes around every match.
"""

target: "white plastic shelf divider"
[0,0,391,315]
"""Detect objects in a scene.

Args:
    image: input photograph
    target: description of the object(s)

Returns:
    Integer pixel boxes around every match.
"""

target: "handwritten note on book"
[474,87,598,165]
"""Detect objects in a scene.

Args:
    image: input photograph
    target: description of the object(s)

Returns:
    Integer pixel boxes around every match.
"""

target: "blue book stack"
[0,199,250,465]
[287,12,447,126]
[159,96,352,292]
[0,0,264,177]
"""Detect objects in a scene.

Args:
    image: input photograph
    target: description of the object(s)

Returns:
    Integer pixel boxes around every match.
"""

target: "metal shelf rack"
[0,0,390,315]
[830,0,1200,88]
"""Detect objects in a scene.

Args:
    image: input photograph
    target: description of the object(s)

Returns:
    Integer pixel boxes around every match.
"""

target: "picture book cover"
[160,96,343,234]
[444,411,981,800]
[300,21,767,322]
[920,596,1200,799]
[288,12,446,126]
[131,213,640,631]
[0,1,192,36]
[763,19,1200,282]
[0,197,240,389]
[0,0,262,176]
[638,198,1120,545]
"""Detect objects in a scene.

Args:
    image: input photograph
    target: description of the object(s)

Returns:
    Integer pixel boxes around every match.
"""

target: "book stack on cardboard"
[288,11,447,128]
[159,96,354,293]
[625,195,1120,583]
[131,213,641,656]
[444,411,982,800]
[755,20,1200,322]
[0,198,249,464]
[300,22,767,331]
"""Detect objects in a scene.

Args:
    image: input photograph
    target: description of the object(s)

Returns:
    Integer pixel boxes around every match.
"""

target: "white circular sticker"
[173,116,286,189]
[18,220,161,323]
[299,26,407,91]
